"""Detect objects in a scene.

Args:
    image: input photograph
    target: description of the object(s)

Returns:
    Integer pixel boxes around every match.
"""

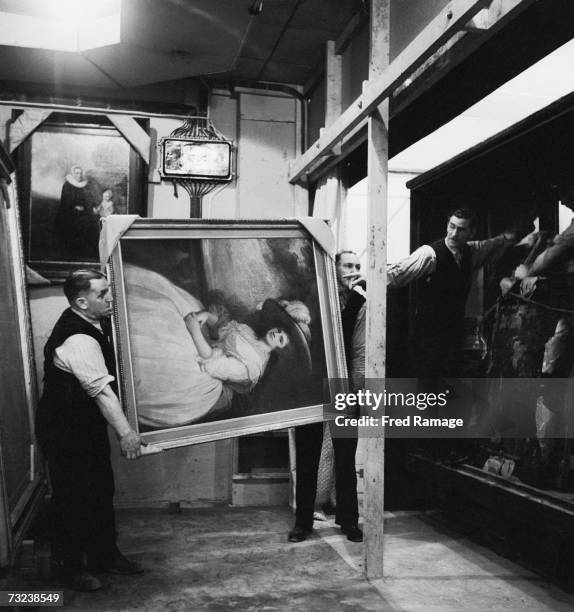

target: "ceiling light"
[0,0,121,52]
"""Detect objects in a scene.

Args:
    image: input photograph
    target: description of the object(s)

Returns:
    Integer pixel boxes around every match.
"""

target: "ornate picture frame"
[108,219,345,449]
[17,115,146,280]
[160,137,233,181]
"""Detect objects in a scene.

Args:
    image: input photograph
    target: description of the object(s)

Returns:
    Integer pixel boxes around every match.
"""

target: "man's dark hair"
[447,208,477,229]
[335,250,357,264]
[63,269,106,304]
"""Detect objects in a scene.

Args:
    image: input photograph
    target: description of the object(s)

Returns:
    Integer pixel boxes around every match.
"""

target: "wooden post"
[363,0,390,580]
[312,40,345,227]
[325,40,343,128]
[288,0,493,184]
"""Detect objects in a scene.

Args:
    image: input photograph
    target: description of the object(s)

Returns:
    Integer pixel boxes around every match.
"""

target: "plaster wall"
[237,92,306,218]
[17,87,302,506]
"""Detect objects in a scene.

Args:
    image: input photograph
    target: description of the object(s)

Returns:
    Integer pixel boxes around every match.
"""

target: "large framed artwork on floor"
[17,114,146,280]
[108,219,345,449]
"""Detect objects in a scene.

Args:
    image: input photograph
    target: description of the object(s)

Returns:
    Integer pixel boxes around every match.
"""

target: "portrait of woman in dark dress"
[54,164,101,257]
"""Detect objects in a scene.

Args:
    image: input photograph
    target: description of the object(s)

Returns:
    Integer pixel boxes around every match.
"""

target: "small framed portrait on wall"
[159,137,233,181]
[108,219,345,449]
[17,114,147,280]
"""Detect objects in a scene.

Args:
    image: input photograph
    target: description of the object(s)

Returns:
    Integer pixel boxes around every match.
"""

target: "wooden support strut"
[288,0,495,184]
[5,108,151,167]
[107,115,151,166]
[362,0,389,582]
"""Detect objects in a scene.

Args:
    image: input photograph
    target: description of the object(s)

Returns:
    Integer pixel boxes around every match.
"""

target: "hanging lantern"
[158,115,234,217]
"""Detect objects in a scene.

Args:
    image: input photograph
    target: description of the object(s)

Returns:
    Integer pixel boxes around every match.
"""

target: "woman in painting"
[54,164,100,256]
[123,264,312,429]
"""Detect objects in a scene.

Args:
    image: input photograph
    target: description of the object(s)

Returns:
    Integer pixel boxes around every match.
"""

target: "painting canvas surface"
[162,139,231,179]
[119,235,329,435]
[29,128,130,264]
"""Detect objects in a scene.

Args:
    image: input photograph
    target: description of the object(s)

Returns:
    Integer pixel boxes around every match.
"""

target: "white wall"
[340,171,417,265]
[146,90,307,221]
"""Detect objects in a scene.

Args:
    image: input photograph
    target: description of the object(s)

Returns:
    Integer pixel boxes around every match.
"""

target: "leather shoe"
[68,571,103,592]
[341,525,363,542]
[91,553,144,575]
[288,526,311,543]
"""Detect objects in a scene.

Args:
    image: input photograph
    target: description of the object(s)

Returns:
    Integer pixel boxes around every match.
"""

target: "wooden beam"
[393,0,534,113]
[363,0,389,581]
[462,6,491,31]
[288,0,492,184]
[306,121,366,185]
[311,40,346,232]
[107,114,151,165]
[0,135,14,181]
[325,41,343,127]
[8,108,52,152]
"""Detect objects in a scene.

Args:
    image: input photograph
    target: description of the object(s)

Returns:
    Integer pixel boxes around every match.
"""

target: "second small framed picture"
[17,114,147,280]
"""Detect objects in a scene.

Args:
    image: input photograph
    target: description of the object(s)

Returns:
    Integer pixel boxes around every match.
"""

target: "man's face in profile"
[336,252,361,289]
[75,278,113,321]
[445,215,474,249]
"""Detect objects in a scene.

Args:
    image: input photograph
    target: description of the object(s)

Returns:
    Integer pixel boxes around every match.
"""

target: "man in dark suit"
[288,250,364,544]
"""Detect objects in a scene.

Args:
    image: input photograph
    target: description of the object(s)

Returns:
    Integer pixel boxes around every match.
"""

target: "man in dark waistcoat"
[288,251,364,544]
[36,269,144,592]
[387,208,529,377]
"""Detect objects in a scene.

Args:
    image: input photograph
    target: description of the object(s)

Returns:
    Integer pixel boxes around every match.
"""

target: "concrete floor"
[5,506,574,611]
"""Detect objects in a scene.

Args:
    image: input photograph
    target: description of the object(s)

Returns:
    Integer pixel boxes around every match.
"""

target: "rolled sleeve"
[53,334,115,397]
[387,244,436,288]
[468,235,510,270]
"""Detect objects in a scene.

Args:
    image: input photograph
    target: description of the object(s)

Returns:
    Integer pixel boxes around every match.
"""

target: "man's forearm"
[95,384,132,437]
[95,385,141,459]
[529,243,571,276]
[470,235,511,269]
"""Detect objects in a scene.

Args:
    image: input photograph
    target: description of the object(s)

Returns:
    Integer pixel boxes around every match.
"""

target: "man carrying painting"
[36,269,144,592]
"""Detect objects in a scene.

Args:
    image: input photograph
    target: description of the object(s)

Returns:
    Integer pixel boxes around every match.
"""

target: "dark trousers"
[45,429,118,572]
[294,422,358,530]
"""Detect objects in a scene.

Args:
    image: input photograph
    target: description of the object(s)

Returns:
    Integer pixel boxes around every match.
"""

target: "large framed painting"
[17,115,146,280]
[108,219,345,448]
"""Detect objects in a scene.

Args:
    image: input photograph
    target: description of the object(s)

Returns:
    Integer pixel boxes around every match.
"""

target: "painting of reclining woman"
[116,233,331,439]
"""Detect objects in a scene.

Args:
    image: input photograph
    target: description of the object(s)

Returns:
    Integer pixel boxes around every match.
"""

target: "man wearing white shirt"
[36,269,143,592]
[387,208,530,377]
